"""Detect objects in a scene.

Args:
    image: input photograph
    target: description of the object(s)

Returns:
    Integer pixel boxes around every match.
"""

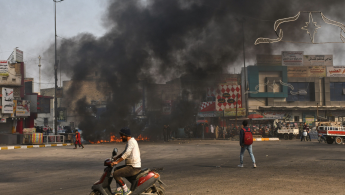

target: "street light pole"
[54,0,63,135]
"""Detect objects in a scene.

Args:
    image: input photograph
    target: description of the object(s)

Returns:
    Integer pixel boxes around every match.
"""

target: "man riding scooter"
[111,128,141,195]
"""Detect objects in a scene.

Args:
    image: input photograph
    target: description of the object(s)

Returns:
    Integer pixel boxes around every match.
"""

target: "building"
[243,52,340,129]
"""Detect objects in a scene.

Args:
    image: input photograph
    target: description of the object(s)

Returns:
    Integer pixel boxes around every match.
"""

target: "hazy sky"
[0,0,108,91]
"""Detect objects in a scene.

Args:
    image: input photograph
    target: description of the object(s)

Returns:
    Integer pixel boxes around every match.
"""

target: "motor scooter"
[90,148,166,195]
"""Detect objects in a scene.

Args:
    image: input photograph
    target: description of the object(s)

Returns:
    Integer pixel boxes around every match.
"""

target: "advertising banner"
[327,67,345,77]
[57,107,67,121]
[224,108,246,117]
[307,66,326,77]
[162,100,172,115]
[0,60,9,76]
[216,84,242,111]
[261,111,292,120]
[2,88,13,114]
[282,51,304,66]
[16,100,30,116]
[257,55,282,66]
[287,66,308,77]
[303,55,333,66]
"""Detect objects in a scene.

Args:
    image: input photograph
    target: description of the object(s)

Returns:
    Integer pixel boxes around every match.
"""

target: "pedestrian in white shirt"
[111,128,141,195]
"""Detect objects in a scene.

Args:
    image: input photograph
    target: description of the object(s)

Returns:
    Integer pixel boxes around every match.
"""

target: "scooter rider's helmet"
[119,128,131,137]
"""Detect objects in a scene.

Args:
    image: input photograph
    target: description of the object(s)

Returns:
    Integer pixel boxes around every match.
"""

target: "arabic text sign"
[0,61,9,76]
[256,55,282,66]
[307,66,326,77]
[2,88,13,113]
[16,100,30,116]
[282,51,304,66]
[287,66,307,77]
[327,67,345,77]
[303,55,333,66]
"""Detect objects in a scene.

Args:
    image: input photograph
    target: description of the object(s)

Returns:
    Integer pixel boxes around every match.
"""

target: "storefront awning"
[259,106,344,111]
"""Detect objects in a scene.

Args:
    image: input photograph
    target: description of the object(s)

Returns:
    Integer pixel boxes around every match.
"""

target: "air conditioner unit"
[299,89,307,95]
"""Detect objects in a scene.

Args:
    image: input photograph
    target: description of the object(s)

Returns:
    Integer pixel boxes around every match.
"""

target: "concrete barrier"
[0,143,72,150]
[254,138,279,141]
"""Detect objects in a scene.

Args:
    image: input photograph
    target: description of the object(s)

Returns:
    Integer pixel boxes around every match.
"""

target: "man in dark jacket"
[301,122,307,141]
[238,120,256,168]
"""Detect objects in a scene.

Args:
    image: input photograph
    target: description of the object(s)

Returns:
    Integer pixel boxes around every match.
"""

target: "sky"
[0,0,108,91]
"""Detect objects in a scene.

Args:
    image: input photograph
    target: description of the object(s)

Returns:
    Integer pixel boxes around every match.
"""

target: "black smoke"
[42,0,345,141]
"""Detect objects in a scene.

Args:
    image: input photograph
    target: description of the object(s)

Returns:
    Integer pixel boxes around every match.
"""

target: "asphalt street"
[1,139,344,195]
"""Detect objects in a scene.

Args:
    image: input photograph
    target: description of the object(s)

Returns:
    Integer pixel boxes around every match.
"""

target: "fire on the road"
[89,134,149,144]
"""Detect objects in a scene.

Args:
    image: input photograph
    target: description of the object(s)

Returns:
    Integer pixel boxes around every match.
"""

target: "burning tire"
[334,137,343,145]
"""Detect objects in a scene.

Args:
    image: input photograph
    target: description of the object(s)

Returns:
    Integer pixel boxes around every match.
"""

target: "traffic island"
[0,143,73,150]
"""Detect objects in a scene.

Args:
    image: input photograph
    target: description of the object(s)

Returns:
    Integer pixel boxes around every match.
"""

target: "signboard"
[23,128,36,134]
[257,55,282,66]
[261,111,292,120]
[2,88,13,113]
[327,67,345,77]
[224,108,246,117]
[0,118,6,123]
[16,100,30,116]
[287,66,308,77]
[303,55,333,66]
[282,51,304,66]
[0,61,9,76]
[307,66,326,77]
[14,48,23,63]
[162,100,172,115]
[57,107,67,122]
[216,84,242,111]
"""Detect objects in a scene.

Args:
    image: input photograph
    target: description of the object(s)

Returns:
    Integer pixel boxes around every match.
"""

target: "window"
[330,83,345,101]
[294,116,299,122]
[286,82,315,101]
[12,78,16,82]
[2,77,7,81]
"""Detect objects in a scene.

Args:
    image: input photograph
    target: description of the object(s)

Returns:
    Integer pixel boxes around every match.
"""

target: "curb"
[0,143,72,150]
[254,138,279,141]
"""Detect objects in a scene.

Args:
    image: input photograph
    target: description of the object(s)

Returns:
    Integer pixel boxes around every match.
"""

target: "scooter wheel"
[89,191,101,195]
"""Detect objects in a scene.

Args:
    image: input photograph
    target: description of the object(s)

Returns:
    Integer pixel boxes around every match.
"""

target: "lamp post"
[54,0,64,135]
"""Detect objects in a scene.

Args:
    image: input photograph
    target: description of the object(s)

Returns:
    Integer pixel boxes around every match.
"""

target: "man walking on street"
[74,130,84,149]
[238,120,256,168]
[215,125,219,139]
[301,122,307,141]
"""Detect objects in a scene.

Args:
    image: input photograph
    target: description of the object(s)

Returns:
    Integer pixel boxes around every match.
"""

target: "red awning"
[248,114,264,119]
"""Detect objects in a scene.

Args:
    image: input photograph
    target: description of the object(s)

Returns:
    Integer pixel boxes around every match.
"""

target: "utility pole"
[38,56,41,92]
[236,94,238,128]
[317,103,319,123]
[242,19,248,118]
[54,0,64,135]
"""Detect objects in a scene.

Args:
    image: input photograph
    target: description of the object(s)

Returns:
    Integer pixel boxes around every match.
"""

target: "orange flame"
[89,134,149,144]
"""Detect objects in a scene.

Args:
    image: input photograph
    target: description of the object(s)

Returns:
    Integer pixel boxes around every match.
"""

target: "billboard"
[0,61,9,76]
[216,84,242,111]
[282,51,304,66]
[287,66,326,77]
[16,100,30,116]
[327,67,345,77]
[303,55,333,66]
[307,66,326,77]
[287,66,307,77]
[2,88,13,114]
[57,107,67,122]
[14,48,23,63]
[256,55,282,66]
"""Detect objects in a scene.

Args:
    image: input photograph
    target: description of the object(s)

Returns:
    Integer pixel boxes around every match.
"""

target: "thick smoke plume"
[42,0,345,141]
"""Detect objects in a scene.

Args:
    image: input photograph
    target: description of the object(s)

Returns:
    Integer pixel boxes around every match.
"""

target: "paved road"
[1,140,344,195]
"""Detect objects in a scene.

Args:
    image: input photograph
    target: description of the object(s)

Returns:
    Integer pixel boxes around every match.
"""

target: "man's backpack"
[243,128,253,145]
